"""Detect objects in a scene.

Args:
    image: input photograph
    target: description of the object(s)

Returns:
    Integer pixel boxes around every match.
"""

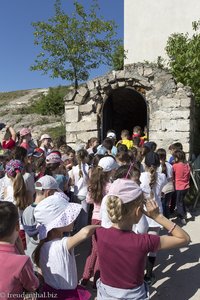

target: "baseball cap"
[46,152,62,164]
[39,134,51,141]
[107,178,142,204]
[34,193,82,239]
[107,132,116,139]
[35,175,60,191]
[20,128,31,137]
[98,156,118,172]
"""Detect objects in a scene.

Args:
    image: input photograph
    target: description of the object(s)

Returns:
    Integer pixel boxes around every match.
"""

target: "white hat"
[106,132,116,139]
[34,193,82,239]
[98,156,118,172]
[39,134,51,141]
[35,175,59,191]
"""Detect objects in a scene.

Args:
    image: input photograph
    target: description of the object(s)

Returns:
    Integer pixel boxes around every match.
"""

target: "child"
[33,194,98,300]
[86,137,99,155]
[80,155,118,288]
[22,175,61,266]
[0,201,39,298]
[117,129,134,150]
[132,125,144,146]
[139,151,167,285]
[95,179,190,299]
[172,150,191,225]
[70,149,89,230]
[157,148,174,218]
[4,159,30,249]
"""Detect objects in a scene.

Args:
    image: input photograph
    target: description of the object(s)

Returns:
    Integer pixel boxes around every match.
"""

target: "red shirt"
[0,243,39,299]
[2,138,15,150]
[173,162,190,190]
[96,227,160,289]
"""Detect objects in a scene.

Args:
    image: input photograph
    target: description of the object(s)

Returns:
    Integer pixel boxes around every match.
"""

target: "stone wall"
[64,63,195,155]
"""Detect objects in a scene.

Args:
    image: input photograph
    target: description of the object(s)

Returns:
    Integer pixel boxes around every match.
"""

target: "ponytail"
[32,238,48,267]
[13,172,27,210]
[149,166,157,190]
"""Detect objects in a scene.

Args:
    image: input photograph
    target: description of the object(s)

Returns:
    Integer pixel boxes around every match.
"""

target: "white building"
[124,0,200,64]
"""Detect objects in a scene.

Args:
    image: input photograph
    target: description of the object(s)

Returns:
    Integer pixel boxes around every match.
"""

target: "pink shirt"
[86,182,111,221]
[96,227,160,289]
[173,162,190,190]
[0,243,39,300]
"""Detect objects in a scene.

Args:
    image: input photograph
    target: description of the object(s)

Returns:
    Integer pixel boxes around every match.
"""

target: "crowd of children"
[0,123,192,300]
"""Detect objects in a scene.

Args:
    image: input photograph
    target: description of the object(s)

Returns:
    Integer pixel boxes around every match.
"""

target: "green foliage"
[30,86,67,115]
[166,20,200,103]
[111,44,127,71]
[31,0,121,89]
[44,124,66,140]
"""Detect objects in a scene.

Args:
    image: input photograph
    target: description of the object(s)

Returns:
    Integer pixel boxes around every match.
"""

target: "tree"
[31,0,121,89]
[111,44,127,71]
[166,20,200,103]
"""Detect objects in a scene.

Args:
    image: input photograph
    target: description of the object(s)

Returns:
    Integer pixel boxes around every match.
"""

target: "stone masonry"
[64,63,195,155]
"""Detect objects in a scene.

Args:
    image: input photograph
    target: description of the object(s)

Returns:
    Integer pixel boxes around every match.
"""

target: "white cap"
[35,175,59,191]
[39,134,51,141]
[106,132,116,139]
[98,156,118,172]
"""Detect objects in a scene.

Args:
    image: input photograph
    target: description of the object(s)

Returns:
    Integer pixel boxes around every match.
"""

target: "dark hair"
[76,149,88,177]
[13,146,27,163]
[156,148,167,176]
[145,152,160,168]
[102,138,113,151]
[86,137,98,149]
[0,201,18,239]
[169,142,183,151]
[44,162,60,176]
[114,164,140,181]
[174,150,186,163]
[117,143,128,153]
[116,151,131,165]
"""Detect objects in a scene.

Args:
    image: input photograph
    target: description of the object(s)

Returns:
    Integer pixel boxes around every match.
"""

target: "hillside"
[0,88,65,142]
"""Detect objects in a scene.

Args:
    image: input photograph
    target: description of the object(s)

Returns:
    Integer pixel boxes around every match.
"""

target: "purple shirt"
[0,243,39,299]
[96,227,160,289]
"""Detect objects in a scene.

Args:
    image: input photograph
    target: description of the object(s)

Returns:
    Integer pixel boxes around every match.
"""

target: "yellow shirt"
[117,139,134,150]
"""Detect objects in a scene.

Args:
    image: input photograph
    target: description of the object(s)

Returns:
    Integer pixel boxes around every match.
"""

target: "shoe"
[79,278,88,286]
[144,273,156,286]
[186,212,192,220]
[180,218,187,225]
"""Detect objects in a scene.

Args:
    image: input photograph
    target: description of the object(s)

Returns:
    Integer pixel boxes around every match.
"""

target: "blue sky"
[0,0,123,92]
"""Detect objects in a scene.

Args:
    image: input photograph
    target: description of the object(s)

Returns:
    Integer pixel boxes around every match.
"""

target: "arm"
[143,199,190,250]
[7,125,16,141]
[66,225,99,251]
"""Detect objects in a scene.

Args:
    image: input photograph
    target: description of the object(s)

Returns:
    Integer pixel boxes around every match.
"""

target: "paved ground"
[75,206,200,300]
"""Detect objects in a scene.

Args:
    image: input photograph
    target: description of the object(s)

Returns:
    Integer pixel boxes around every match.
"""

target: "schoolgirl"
[95,179,190,300]
[33,194,98,300]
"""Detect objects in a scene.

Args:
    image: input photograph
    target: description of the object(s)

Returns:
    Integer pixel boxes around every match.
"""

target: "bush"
[32,86,68,115]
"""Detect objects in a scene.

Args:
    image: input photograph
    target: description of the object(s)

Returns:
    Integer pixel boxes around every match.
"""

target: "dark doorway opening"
[102,87,147,141]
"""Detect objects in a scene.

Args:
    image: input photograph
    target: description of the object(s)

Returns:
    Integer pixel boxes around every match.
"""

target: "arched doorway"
[102,87,147,141]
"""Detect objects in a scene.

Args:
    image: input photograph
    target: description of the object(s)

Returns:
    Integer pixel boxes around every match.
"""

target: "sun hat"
[107,178,142,204]
[39,134,51,141]
[19,128,31,137]
[61,154,69,162]
[46,152,62,164]
[34,193,82,239]
[35,175,60,191]
[5,159,24,177]
[98,156,118,172]
[106,132,116,139]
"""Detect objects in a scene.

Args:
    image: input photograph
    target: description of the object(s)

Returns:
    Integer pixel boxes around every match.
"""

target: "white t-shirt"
[40,237,77,289]
[140,171,167,227]
[71,163,89,197]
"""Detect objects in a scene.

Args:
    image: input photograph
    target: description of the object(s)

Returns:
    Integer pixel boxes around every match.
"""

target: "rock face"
[64,63,196,155]
[0,88,63,142]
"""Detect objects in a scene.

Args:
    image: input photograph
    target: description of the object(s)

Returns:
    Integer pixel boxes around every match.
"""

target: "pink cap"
[20,127,31,137]
[107,179,142,204]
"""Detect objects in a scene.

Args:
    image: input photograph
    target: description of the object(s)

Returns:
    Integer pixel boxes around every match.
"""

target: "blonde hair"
[107,194,143,223]
[11,173,27,210]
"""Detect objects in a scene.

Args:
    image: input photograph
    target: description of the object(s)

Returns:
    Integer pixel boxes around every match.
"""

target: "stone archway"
[64,63,195,155]
[102,87,147,140]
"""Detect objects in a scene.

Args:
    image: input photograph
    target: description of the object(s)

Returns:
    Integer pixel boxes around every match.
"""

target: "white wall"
[124,0,200,64]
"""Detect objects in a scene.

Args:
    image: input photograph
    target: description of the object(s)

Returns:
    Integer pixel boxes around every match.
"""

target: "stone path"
[76,206,200,300]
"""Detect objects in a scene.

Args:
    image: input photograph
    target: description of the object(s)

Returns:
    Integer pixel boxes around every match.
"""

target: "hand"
[142,199,160,220]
